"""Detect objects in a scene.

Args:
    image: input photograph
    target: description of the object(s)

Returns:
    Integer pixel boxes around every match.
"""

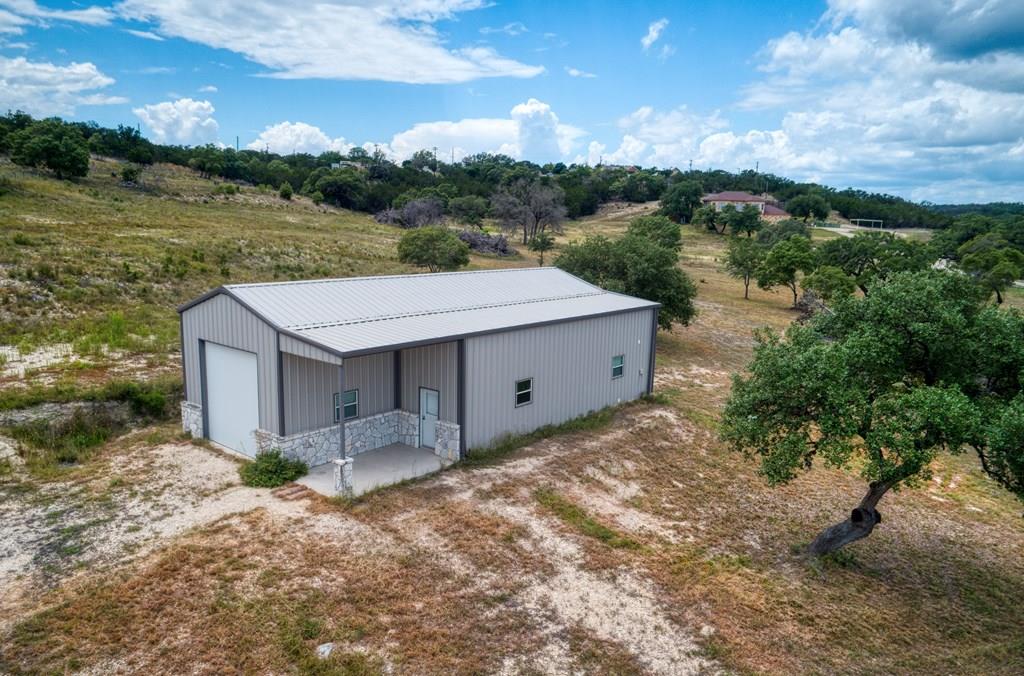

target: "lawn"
[1,163,1023,674]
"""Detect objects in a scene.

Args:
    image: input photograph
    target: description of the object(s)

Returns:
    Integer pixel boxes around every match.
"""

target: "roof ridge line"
[288,290,608,332]
[226,266,561,290]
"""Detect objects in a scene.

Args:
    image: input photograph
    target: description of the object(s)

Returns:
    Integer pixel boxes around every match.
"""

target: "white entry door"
[419,387,439,448]
[205,342,259,456]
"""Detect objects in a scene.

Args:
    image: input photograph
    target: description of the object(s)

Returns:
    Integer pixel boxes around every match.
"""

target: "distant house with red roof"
[702,191,790,221]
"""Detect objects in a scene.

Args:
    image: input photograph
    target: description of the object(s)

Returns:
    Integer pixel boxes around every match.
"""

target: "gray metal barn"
[178,268,659,495]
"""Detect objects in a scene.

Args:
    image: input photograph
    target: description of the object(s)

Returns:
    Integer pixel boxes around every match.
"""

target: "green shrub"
[8,408,120,469]
[239,450,307,487]
[278,181,293,200]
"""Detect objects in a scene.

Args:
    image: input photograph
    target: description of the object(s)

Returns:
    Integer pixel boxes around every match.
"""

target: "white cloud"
[0,55,126,116]
[124,28,163,41]
[641,18,668,50]
[246,121,352,155]
[480,21,527,36]
[565,66,596,78]
[132,66,175,74]
[826,0,1024,58]
[117,0,544,84]
[198,84,217,93]
[133,98,219,145]
[378,98,585,164]
[0,0,112,29]
[565,0,1024,201]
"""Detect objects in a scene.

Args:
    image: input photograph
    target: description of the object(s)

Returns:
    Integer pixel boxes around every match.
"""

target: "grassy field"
[1,161,1023,674]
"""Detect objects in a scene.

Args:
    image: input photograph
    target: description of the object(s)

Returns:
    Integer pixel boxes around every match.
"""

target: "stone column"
[333,457,354,497]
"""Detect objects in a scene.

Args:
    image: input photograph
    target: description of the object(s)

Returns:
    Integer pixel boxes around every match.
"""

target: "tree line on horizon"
[0,111,959,230]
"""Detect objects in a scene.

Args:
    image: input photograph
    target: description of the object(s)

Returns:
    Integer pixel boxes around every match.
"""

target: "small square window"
[334,389,358,421]
[612,355,625,379]
[515,378,533,407]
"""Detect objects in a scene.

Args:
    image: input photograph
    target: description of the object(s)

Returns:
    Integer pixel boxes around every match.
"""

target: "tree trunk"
[995,288,1003,305]
[807,481,892,556]
[743,278,750,300]
[790,283,799,307]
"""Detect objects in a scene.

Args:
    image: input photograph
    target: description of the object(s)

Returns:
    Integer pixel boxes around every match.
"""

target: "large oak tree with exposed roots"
[721,271,1024,556]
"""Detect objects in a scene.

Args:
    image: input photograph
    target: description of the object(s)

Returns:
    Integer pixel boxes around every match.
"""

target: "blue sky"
[2,0,1023,202]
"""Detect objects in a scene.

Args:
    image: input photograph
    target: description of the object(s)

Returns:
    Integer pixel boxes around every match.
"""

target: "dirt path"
[1,401,719,674]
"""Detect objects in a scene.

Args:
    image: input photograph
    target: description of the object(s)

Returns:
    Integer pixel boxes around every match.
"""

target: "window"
[515,378,533,407]
[333,389,358,422]
[612,355,625,379]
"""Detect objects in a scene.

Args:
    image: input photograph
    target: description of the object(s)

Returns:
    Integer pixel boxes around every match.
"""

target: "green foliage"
[397,226,470,273]
[448,195,488,227]
[659,181,703,223]
[724,237,765,299]
[313,170,366,210]
[278,181,293,200]
[9,118,90,179]
[7,408,120,470]
[803,265,856,302]
[527,231,555,266]
[722,271,1024,504]
[817,231,933,294]
[239,450,308,488]
[310,190,324,205]
[627,215,682,252]
[119,164,141,183]
[556,233,697,329]
[787,193,831,222]
[692,204,723,234]
[957,232,1024,304]
[725,203,763,237]
[756,236,817,306]
[757,219,810,247]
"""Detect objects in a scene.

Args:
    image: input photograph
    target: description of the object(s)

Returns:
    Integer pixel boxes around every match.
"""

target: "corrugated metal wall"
[181,293,281,433]
[464,308,655,449]
[282,351,394,435]
[401,342,458,422]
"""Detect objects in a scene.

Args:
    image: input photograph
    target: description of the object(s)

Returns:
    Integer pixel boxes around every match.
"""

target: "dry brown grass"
[3,208,1023,675]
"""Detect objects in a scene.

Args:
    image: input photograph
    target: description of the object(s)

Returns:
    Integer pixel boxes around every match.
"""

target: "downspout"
[457,339,466,458]
[393,350,402,410]
[338,363,346,459]
[276,332,285,436]
[646,308,659,395]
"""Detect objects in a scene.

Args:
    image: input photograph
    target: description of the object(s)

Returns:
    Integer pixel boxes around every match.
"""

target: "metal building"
[178,268,658,494]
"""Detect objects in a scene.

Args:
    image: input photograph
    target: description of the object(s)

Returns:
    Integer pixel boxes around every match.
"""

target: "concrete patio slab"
[296,443,446,497]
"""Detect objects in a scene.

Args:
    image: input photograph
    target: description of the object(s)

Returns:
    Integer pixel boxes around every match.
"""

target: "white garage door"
[205,342,259,456]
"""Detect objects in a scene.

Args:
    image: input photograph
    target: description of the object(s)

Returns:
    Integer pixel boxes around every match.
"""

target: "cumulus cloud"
[826,0,1024,58]
[378,98,584,164]
[641,18,668,50]
[565,66,596,78]
[133,98,219,145]
[584,1,1024,201]
[0,55,126,116]
[247,121,353,155]
[117,0,544,84]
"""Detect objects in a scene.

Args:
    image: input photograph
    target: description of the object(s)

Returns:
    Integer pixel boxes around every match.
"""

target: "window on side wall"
[515,378,533,407]
[334,389,359,422]
[612,354,625,379]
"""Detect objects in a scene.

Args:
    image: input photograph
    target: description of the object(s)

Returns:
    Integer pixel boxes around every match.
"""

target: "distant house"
[702,191,790,221]
[178,268,658,496]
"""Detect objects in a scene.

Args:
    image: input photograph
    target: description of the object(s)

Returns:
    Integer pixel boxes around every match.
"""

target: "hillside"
[1,162,1023,674]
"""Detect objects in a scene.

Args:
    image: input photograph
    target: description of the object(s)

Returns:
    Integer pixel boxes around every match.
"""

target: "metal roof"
[181,268,658,358]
